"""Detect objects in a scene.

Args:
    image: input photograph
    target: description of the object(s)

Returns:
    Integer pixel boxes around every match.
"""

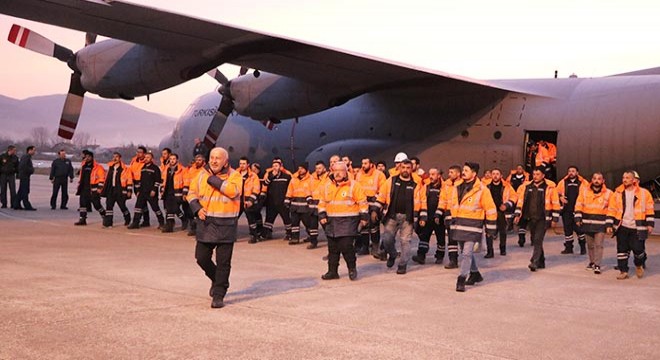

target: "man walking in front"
[49,149,74,210]
[485,168,517,257]
[514,166,560,271]
[187,147,243,308]
[102,152,133,227]
[74,150,106,225]
[412,167,445,265]
[445,162,497,292]
[557,166,589,255]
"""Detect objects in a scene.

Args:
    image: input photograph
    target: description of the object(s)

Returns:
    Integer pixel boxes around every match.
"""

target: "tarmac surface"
[1,175,659,359]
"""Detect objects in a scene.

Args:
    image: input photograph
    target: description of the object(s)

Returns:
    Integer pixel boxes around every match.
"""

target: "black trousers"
[616,226,646,272]
[562,211,584,239]
[238,206,263,236]
[50,177,69,209]
[263,203,291,234]
[327,236,356,272]
[17,176,32,209]
[527,218,547,266]
[290,210,318,243]
[416,219,446,257]
[105,188,130,222]
[164,194,184,222]
[134,191,163,219]
[358,218,381,250]
[486,212,508,252]
[0,173,17,207]
[446,226,459,262]
[78,191,105,219]
[195,241,234,298]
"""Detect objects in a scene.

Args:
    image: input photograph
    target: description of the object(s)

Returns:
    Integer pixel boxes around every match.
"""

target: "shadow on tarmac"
[227,276,318,304]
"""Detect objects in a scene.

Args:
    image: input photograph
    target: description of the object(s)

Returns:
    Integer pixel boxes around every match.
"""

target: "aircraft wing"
[0,0,542,96]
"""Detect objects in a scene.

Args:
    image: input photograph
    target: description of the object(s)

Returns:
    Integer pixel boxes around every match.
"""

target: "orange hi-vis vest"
[79,160,106,193]
[285,172,314,212]
[240,169,261,205]
[608,184,655,234]
[356,167,386,198]
[187,166,242,218]
[375,175,427,223]
[318,178,368,237]
[438,178,463,215]
[574,184,614,233]
[514,180,561,222]
[487,180,518,219]
[161,164,189,198]
[445,178,497,242]
[105,160,133,191]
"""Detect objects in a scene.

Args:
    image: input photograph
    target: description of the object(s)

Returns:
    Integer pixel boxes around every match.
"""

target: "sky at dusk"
[2,0,660,119]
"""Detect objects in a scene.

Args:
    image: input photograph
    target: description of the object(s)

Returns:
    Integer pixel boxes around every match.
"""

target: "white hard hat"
[394,152,408,163]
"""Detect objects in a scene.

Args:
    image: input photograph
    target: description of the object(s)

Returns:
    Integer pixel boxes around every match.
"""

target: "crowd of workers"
[0,142,655,306]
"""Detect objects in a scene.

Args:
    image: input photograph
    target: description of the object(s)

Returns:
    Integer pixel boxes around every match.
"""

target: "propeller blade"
[7,24,74,62]
[206,68,229,85]
[58,73,86,140]
[85,33,97,46]
[203,95,234,149]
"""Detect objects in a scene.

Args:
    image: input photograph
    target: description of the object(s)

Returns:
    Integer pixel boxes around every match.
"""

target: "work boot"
[518,234,525,247]
[636,266,644,278]
[579,240,587,255]
[348,268,358,281]
[288,238,300,245]
[412,254,426,265]
[484,249,494,259]
[181,216,189,231]
[396,264,407,274]
[127,214,141,229]
[560,241,574,254]
[102,215,113,228]
[156,215,165,230]
[444,260,458,269]
[306,243,318,250]
[259,229,272,241]
[356,245,370,256]
[248,234,258,244]
[528,263,537,272]
[500,246,507,256]
[141,212,151,227]
[434,251,445,265]
[321,271,340,280]
[617,271,629,280]
[284,229,292,241]
[74,218,87,226]
[161,219,175,233]
[123,214,131,226]
[370,242,380,258]
[465,271,484,285]
[386,253,397,268]
[456,275,466,292]
[434,257,444,265]
[211,296,225,309]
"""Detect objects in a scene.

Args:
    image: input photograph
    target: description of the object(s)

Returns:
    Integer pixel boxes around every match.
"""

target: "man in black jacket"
[259,159,292,240]
[16,146,36,210]
[0,145,19,209]
[49,149,74,210]
[128,152,165,229]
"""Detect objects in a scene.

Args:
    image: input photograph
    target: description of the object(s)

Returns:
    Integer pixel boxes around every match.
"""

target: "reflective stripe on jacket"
[608,185,655,235]
[446,178,497,242]
[318,178,368,237]
[574,185,614,233]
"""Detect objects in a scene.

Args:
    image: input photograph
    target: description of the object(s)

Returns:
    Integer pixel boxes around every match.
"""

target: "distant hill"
[0,94,176,146]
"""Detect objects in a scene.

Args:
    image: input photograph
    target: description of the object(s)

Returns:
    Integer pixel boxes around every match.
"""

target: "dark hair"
[170,153,179,160]
[137,146,147,153]
[7,145,15,151]
[361,157,372,163]
[112,152,122,157]
[464,162,480,174]
[26,145,35,152]
[410,157,420,164]
[534,166,547,173]
[162,147,172,154]
[449,164,462,172]
[315,160,326,166]
[567,165,579,172]
[490,168,501,174]
[401,159,413,166]
[376,161,386,167]
[239,156,250,163]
